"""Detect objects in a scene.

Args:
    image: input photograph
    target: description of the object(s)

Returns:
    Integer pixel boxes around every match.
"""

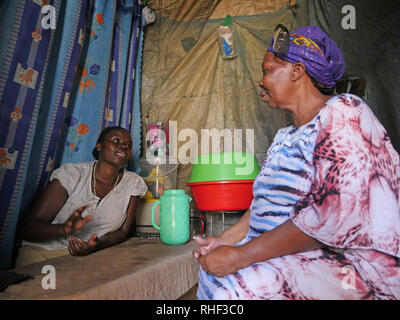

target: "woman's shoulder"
[323,93,368,113]
[122,169,148,197]
[275,124,294,137]
[317,94,392,150]
[50,161,94,195]
[54,161,94,174]
[122,169,146,185]
[320,93,372,125]
[123,169,143,179]
[51,161,94,182]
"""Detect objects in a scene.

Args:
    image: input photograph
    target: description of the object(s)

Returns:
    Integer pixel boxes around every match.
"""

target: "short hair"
[92,126,130,159]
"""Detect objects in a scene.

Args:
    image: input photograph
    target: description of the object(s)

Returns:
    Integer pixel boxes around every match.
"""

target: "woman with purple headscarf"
[194,25,400,300]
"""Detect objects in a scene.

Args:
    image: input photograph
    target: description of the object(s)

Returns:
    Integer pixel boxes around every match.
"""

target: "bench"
[0,237,199,300]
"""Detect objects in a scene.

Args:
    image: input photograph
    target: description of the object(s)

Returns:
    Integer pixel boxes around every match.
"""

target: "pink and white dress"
[197,94,400,300]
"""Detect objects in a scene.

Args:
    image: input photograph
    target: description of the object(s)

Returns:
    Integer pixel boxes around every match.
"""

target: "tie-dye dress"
[197,94,400,300]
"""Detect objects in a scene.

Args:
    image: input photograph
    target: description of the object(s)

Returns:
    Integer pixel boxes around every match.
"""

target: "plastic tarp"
[141,0,400,189]
[141,0,308,188]
[149,0,297,21]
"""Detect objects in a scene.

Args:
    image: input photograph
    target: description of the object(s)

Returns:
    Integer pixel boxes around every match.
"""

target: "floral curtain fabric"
[0,0,144,269]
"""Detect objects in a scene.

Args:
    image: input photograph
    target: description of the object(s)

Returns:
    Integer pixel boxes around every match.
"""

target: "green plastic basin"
[187,152,260,183]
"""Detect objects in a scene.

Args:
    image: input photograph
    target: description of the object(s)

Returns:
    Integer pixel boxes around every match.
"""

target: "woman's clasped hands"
[193,236,242,277]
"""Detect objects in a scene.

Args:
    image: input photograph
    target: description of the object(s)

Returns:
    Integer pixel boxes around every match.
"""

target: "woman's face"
[259,51,293,108]
[97,129,133,167]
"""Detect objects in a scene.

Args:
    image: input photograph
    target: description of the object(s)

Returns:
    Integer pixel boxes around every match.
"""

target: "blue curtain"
[0,0,144,270]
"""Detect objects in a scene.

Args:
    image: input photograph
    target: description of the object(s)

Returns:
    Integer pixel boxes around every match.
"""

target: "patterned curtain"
[57,0,144,171]
[0,0,144,270]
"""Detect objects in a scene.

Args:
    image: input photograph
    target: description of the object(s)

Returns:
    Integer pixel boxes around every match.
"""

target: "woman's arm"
[199,219,324,277]
[218,209,250,245]
[96,195,138,250]
[68,196,139,256]
[22,179,68,241]
[22,179,92,242]
[22,179,93,242]
[194,209,250,258]
[236,219,323,267]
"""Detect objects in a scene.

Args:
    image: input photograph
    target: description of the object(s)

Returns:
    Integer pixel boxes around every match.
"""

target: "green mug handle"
[151,200,161,231]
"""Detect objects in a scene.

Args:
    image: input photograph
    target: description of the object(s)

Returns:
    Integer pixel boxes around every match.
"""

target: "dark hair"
[310,77,334,96]
[92,126,130,159]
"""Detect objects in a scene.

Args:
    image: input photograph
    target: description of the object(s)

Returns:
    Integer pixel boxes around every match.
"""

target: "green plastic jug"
[151,189,192,245]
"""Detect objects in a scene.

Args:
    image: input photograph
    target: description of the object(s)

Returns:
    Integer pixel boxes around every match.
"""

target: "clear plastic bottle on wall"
[218,15,238,59]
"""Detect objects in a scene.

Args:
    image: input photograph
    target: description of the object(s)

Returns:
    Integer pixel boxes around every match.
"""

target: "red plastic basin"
[187,180,254,211]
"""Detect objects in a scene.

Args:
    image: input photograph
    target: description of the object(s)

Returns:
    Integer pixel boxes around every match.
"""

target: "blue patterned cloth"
[247,117,319,238]
[0,0,90,269]
[0,0,144,269]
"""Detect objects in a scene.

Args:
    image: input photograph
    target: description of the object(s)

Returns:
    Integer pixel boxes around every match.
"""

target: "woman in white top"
[16,126,147,267]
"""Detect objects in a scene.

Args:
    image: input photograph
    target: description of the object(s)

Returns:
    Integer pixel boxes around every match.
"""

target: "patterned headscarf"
[268,25,345,89]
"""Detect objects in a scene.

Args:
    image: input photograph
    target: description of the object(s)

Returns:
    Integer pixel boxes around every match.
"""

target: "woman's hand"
[194,236,243,277]
[198,245,241,277]
[193,210,250,260]
[201,220,325,278]
[63,205,93,235]
[68,234,99,256]
[193,236,224,259]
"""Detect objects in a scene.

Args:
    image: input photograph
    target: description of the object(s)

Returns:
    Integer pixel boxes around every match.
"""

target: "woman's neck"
[95,161,120,184]
[290,89,332,128]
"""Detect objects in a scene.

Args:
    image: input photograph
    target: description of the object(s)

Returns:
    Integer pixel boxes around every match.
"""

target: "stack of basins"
[186,152,259,236]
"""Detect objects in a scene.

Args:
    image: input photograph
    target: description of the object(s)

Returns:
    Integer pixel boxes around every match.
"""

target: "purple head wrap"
[268,25,345,89]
